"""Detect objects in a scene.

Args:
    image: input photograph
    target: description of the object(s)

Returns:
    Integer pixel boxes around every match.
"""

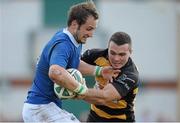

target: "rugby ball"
[54,68,84,99]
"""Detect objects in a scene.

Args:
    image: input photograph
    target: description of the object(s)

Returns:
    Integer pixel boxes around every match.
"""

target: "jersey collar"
[63,28,80,48]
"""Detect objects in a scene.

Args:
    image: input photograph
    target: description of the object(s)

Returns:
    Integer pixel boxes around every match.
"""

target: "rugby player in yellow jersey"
[81,31,139,122]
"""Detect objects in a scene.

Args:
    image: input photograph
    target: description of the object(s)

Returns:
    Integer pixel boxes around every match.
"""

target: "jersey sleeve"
[112,72,139,97]
[49,42,71,68]
[81,49,97,65]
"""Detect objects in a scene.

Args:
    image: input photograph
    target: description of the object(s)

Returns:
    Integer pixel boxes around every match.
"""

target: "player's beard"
[73,26,84,44]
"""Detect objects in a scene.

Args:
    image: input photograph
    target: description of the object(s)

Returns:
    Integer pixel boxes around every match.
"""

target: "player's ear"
[129,45,132,54]
[130,49,133,54]
[71,20,78,28]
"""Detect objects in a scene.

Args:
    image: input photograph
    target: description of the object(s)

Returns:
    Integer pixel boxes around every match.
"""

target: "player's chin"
[80,39,87,44]
[81,41,86,44]
[112,64,122,70]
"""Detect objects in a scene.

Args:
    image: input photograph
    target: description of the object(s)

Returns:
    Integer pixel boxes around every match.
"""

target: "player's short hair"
[67,0,99,27]
[109,32,132,51]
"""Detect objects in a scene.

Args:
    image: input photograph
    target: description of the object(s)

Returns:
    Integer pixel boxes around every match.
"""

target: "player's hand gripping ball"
[54,68,85,99]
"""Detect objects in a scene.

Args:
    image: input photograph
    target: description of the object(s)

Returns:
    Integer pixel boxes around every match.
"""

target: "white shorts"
[22,102,80,122]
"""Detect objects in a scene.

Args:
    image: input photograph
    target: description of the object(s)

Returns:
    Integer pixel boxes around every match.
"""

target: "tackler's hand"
[101,66,120,82]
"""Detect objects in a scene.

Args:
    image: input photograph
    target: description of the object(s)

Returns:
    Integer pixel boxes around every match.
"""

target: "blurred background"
[0,0,180,122]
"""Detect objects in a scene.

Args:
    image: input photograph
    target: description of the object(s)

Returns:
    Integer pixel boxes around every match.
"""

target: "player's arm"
[78,60,120,82]
[49,65,87,95]
[48,42,87,95]
[78,60,95,75]
[81,71,138,104]
[81,84,121,105]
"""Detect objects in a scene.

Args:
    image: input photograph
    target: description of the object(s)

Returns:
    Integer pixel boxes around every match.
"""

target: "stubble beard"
[73,26,84,44]
[74,33,83,44]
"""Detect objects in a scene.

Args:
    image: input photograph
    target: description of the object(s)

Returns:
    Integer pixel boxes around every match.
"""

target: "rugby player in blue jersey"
[22,1,118,122]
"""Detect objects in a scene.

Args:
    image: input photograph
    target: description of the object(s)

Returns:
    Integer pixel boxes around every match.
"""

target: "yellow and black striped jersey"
[81,48,139,122]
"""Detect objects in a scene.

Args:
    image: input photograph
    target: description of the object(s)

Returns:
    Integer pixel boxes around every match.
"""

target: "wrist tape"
[73,83,87,95]
[94,66,102,76]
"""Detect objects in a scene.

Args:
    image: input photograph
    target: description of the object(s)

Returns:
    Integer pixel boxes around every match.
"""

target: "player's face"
[108,41,131,69]
[75,16,98,44]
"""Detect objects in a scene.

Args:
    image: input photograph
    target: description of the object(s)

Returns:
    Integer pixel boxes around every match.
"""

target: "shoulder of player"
[53,31,79,48]
[122,58,138,74]
[83,48,107,57]
[52,30,74,45]
[81,48,108,65]
[119,59,139,84]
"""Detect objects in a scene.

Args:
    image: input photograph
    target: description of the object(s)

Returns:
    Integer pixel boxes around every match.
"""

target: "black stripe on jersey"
[94,105,134,115]
[88,110,135,122]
